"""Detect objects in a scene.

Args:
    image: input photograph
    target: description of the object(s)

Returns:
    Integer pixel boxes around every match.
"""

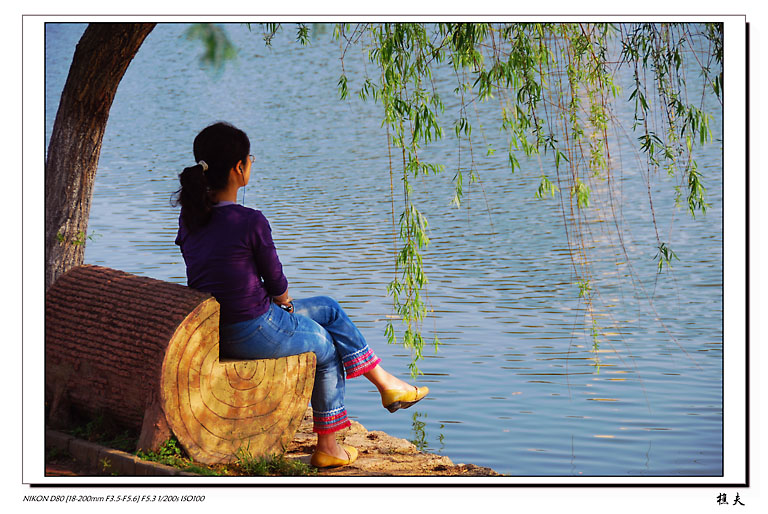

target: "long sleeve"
[248,211,288,297]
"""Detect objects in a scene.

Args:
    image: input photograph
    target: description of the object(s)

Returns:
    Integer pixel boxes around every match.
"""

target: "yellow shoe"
[381,386,429,413]
[310,444,358,468]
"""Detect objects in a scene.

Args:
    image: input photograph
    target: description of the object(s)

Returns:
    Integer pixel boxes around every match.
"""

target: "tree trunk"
[45,23,155,291]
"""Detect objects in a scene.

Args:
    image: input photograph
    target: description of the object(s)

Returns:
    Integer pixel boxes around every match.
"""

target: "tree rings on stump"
[160,301,316,464]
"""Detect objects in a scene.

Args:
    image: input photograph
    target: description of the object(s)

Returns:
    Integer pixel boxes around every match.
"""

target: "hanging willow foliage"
[200,22,723,376]
[327,22,722,375]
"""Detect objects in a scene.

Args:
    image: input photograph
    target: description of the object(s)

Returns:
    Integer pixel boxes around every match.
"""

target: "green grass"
[135,437,223,476]
[233,448,317,477]
[60,415,316,477]
[66,413,138,453]
[135,437,316,477]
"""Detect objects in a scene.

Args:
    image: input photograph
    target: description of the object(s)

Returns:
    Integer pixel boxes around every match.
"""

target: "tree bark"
[45,23,155,291]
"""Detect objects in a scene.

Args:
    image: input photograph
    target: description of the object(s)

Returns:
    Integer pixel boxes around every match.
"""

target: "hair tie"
[198,160,209,172]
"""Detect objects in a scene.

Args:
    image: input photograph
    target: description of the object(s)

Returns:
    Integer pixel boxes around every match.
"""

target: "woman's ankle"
[316,432,337,446]
[363,365,389,391]
[315,434,345,455]
[365,367,413,393]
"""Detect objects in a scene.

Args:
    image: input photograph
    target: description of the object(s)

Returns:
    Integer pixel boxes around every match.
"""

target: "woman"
[174,121,428,468]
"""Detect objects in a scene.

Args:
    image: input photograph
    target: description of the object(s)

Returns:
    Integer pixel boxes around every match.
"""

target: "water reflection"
[409,411,428,452]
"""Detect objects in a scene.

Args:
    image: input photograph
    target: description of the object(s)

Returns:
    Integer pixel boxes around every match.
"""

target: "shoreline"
[45,407,499,477]
[285,407,499,476]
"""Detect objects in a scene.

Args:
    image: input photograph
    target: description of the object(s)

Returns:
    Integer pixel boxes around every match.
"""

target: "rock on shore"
[284,408,500,476]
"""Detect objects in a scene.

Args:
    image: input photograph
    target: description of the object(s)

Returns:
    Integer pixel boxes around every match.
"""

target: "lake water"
[45,23,723,476]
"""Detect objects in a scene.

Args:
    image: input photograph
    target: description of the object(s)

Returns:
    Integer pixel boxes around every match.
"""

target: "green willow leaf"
[318,22,722,374]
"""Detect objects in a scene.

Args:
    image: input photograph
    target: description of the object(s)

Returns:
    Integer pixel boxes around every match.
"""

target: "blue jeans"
[218,296,381,434]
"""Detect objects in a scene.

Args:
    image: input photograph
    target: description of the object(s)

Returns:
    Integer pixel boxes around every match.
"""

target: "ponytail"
[174,163,214,231]
[172,122,250,231]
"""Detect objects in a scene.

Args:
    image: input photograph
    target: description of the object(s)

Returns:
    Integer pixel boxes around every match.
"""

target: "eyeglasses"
[248,154,255,163]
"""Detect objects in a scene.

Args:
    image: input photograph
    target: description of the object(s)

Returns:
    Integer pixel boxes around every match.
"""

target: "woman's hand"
[272,290,294,312]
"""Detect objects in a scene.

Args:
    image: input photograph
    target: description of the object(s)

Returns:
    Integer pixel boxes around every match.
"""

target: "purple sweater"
[175,202,288,325]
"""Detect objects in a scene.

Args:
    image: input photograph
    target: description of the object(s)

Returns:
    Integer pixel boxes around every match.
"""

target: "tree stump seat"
[45,264,316,465]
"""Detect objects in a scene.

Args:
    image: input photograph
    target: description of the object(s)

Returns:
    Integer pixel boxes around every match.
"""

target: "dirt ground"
[283,407,500,477]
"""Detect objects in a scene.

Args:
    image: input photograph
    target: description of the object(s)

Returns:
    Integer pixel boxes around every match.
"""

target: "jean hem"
[312,420,352,434]
[345,356,381,379]
[312,407,351,434]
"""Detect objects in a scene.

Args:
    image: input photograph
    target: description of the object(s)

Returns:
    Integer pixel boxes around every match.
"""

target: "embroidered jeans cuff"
[343,347,381,378]
[313,408,352,434]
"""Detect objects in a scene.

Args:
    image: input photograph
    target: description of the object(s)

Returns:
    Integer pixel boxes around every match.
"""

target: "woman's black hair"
[173,121,250,231]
